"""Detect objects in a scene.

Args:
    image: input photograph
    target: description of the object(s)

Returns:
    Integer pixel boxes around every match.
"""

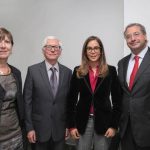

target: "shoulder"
[59,63,72,72]
[9,64,21,75]
[107,65,116,72]
[72,66,80,74]
[107,65,118,77]
[28,61,44,70]
[118,54,131,65]
[108,65,116,69]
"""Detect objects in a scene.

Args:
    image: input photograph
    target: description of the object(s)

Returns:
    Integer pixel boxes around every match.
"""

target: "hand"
[65,128,69,140]
[70,128,80,139]
[104,128,116,138]
[27,130,37,143]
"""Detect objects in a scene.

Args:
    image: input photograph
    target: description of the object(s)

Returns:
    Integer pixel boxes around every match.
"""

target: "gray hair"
[42,36,62,47]
[124,23,147,37]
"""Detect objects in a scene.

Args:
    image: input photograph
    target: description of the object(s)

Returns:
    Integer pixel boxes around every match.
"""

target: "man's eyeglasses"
[125,32,142,40]
[86,46,100,53]
[43,45,61,51]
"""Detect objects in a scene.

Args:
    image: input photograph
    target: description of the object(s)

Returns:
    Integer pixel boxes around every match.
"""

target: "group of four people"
[0,22,150,150]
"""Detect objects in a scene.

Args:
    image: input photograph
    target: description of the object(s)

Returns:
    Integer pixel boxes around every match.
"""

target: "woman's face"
[0,36,12,60]
[86,40,101,63]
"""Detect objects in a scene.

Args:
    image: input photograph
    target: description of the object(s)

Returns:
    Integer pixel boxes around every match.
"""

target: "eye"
[5,40,11,44]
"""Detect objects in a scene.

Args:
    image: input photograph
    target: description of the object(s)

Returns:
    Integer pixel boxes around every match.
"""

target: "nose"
[0,41,6,47]
[130,34,136,41]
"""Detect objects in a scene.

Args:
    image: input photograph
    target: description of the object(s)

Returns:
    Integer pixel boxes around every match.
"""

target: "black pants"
[108,132,121,150]
[31,138,65,150]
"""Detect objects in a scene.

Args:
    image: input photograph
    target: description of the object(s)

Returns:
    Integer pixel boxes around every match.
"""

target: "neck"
[0,61,8,68]
[46,59,57,66]
[132,44,147,55]
[0,58,8,64]
[0,62,10,75]
[89,62,98,69]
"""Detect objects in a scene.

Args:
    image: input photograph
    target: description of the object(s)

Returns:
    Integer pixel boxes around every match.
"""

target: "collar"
[45,60,59,72]
[130,46,148,60]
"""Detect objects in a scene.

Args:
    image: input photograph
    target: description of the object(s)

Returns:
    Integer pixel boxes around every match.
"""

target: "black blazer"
[67,65,122,135]
[0,65,24,126]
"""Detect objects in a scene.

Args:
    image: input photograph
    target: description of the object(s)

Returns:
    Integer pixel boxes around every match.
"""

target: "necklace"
[0,66,11,75]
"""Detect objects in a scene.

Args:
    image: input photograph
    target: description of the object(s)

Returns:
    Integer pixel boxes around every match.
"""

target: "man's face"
[43,39,61,63]
[125,26,147,55]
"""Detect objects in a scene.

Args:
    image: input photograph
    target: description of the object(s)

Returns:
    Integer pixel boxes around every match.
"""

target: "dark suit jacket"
[23,61,72,142]
[118,48,150,147]
[67,65,122,135]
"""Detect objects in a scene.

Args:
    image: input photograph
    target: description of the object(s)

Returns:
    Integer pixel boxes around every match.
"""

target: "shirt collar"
[89,66,99,76]
[45,60,59,72]
[130,46,148,60]
[89,65,99,71]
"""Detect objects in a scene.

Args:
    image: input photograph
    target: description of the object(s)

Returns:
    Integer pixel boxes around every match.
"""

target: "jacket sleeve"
[67,67,79,129]
[110,66,122,129]
[23,67,34,132]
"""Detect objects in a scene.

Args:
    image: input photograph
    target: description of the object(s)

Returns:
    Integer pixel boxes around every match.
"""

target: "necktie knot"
[50,67,56,72]
[134,55,139,61]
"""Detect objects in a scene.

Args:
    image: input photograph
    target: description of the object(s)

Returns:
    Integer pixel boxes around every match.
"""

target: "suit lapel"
[94,77,104,94]
[83,73,104,94]
[123,55,131,90]
[132,49,150,89]
[39,61,53,96]
[56,63,64,96]
[83,74,92,94]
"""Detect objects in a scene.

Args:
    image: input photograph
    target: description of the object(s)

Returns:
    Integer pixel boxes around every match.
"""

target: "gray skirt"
[0,133,23,150]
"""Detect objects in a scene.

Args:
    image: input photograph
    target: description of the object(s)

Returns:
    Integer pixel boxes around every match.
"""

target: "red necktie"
[129,56,139,90]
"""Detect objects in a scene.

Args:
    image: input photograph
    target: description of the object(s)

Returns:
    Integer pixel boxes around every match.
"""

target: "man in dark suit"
[23,36,72,150]
[118,23,150,150]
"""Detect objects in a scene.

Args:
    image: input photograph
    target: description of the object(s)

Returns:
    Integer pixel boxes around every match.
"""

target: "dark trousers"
[31,138,65,150]
[121,121,150,150]
[108,132,121,150]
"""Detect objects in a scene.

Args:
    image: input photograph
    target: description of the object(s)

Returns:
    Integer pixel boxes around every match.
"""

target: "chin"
[0,55,9,58]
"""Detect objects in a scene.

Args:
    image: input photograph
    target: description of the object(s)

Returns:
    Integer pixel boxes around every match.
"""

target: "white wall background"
[0,0,124,82]
[124,0,150,56]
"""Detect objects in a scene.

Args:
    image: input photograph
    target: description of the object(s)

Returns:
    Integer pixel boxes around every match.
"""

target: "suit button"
[53,102,55,105]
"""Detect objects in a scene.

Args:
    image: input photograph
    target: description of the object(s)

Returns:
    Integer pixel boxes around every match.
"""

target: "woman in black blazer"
[0,27,25,150]
[67,36,122,150]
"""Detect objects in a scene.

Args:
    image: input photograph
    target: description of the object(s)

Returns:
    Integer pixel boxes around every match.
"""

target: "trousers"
[77,117,111,150]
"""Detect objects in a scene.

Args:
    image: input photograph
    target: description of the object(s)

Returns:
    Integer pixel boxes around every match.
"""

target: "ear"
[58,49,62,56]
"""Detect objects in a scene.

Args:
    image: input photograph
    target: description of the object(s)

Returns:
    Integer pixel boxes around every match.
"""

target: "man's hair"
[42,36,62,47]
[124,23,147,37]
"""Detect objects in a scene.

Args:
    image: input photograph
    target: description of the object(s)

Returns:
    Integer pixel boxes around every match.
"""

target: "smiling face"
[86,40,101,65]
[125,25,147,55]
[0,36,12,60]
[42,38,61,65]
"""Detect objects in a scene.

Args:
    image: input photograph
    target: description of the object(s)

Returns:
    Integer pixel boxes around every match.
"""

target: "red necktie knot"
[134,55,139,62]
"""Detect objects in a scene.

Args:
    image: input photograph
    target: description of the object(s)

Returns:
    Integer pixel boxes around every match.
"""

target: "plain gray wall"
[0,0,124,82]
[124,0,150,56]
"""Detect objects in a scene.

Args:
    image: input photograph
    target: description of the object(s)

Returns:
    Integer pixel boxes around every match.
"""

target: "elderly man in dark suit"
[23,36,72,150]
[118,23,150,150]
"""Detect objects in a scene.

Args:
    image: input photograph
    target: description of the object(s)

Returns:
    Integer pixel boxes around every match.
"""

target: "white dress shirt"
[126,46,148,86]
